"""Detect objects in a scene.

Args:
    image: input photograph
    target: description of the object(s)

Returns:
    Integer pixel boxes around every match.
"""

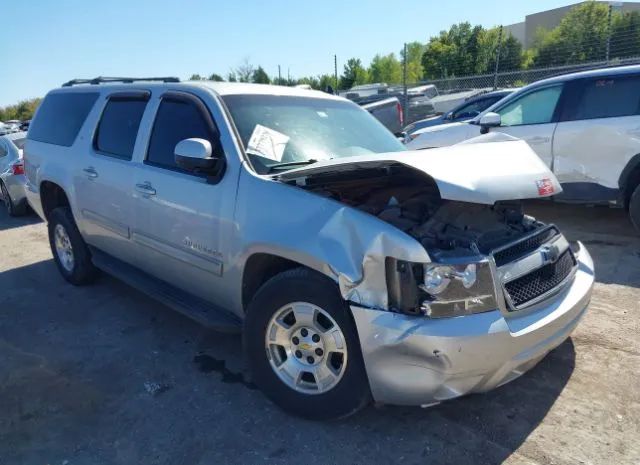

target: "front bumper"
[351,243,594,406]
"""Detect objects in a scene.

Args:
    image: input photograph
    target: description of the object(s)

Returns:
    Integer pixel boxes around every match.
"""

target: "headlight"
[420,261,497,318]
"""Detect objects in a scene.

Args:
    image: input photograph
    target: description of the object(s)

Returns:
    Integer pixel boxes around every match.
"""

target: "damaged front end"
[278,140,594,406]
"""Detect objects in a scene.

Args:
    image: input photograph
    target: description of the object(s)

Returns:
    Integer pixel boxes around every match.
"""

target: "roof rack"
[62,76,180,87]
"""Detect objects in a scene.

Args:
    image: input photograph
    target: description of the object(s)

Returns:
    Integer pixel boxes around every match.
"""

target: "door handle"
[83,167,98,179]
[135,182,156,196]
[528,136,550,145]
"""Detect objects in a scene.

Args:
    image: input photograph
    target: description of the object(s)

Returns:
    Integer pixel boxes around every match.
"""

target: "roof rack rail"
[62,76,180,87]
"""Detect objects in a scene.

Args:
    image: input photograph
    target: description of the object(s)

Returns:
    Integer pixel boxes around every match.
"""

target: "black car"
[404,89,516,136]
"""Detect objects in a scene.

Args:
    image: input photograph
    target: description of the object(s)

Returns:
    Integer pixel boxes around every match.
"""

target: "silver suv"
[24,77,594,419]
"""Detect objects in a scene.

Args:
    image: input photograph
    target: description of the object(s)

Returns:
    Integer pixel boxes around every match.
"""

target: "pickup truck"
[24,78,594,420]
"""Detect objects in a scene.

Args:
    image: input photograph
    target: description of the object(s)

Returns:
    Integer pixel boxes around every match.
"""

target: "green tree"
[339,58,369,89]
[252,66,270,84]
[0,98,42,121]
[189,73,203,80]
[532,1,609,67]
[368,53,402,83]
[208,73,225,81]
[421,22,485,78]
[610,11,640,59]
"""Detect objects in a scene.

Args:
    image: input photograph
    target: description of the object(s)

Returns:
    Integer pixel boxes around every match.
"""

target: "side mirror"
[479,112,501,134]
[174,138,218,173]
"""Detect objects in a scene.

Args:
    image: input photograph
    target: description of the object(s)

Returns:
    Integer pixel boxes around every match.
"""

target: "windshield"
[222,94,405,173]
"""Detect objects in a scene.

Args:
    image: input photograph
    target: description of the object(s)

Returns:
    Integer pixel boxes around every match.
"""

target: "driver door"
[487,84,564,168]
[131,91,237,303]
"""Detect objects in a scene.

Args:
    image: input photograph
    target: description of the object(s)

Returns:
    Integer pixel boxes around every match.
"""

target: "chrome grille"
[503,250,576,309]
[493,226,559,267]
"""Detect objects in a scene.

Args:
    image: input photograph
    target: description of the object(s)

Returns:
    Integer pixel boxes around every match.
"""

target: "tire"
[630,184,640,233]
[1,181,27,217]
[244,267,371,420]
[48,207,98,285]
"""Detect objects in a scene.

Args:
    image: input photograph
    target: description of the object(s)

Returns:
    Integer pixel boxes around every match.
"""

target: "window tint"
[0,141,6,157]
[497,85,563,126]
[28,92,99,146]
[146,99,212,169]
[568,76,640,120]
[95,98,147,159]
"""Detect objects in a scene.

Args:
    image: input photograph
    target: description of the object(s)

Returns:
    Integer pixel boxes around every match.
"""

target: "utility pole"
[606,3,613,62]
[402,42,408,126]
[278,65,281,85]
[493,25,503,90]
[287,67,290,83]
[334,54,338,92]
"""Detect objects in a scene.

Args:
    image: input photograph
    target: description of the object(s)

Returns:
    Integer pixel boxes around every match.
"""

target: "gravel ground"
[0,202,638,465]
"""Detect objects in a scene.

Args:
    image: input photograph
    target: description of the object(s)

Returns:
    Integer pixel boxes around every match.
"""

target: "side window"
[497,85,563,127]
[0,141,6,157]
[146,97,213,170]
[452,98,496,120]
[28,92,99,146]
[566,75,640,121]
[95,96,148,159]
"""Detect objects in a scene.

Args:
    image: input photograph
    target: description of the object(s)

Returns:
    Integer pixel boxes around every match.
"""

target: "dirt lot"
[0,202,639,465]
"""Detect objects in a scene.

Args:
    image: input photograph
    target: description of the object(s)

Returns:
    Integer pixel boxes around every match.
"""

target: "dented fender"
[232,168,430,313]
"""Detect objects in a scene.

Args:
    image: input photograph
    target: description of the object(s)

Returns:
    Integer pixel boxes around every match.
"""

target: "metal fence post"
[493,25,503,90]
[334,55,338,91]
[402,42,408,127]
[606,4,613,62]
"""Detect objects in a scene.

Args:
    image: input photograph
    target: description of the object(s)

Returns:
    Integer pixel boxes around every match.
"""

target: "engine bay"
[293,164,545,259]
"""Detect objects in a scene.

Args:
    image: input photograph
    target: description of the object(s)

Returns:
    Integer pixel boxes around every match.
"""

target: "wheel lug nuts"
[307,356,314,364]
[295,350,302,358]
[312,334,320,343]
[315,348,323,356]
[300,328,308,337]
[292,336,299,345]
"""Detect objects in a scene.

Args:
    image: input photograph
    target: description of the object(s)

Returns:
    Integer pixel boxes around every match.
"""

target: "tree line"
[190,2,640,90]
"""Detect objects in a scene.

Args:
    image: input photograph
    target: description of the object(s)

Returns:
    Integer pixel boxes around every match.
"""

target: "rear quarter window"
[28,92,99,146]
[566,75,640,120]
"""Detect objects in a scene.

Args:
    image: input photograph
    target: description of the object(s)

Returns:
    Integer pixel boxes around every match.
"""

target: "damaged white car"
[24,79,594,420]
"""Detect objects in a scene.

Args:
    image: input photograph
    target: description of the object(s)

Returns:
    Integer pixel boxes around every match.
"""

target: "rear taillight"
[12,162,24,175]
[397,102,404,127]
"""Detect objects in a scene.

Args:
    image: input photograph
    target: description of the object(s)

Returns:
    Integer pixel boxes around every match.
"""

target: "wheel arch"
[40,180,71,221]
[619,153,640,208]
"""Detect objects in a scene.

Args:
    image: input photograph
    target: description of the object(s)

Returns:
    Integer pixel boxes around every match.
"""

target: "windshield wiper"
[267,159,318,173]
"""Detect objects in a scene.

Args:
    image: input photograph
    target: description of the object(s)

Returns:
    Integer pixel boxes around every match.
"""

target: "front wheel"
[244,268,371,420]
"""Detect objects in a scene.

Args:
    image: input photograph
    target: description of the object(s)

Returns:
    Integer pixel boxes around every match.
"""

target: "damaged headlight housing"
[420,260,498,318]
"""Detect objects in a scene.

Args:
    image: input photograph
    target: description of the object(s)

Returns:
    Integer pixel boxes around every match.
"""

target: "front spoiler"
[351,243,594,406]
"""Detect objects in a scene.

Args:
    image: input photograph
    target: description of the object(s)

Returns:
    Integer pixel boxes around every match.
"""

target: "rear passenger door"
[552,74,640,202]
[74,91,149,264]
[131,91,236,304]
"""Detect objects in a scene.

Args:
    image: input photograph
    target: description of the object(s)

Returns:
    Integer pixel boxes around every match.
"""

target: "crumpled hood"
[278,138,562,205]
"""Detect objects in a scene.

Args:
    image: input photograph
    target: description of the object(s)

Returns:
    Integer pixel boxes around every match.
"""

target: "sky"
[1,0,578,107]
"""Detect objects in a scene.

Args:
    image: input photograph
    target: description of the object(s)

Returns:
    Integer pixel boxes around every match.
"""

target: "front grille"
[493,226,558,267]
[504,250,575,308]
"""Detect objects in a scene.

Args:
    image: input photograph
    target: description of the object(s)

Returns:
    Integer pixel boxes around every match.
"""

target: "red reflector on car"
[12,163,25,175]
[397,102,404,127]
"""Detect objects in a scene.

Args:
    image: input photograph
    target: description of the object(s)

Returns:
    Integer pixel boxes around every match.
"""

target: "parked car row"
[0,119,30,135]
[19,76,594,420]
[0,131,28,216]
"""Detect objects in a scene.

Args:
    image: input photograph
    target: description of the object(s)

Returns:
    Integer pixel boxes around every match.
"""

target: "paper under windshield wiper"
[267,159,318,172]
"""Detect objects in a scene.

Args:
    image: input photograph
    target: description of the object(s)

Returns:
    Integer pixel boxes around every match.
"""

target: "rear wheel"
[244,267,371,420]
[48,207,98,285]
[1,181,27,217]
[630,184,640,233]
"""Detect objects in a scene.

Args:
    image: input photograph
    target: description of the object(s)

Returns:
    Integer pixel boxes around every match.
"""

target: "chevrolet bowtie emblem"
[540,244,560,264]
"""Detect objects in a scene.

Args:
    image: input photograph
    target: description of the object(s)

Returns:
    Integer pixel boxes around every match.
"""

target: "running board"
[90,247,241,333]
